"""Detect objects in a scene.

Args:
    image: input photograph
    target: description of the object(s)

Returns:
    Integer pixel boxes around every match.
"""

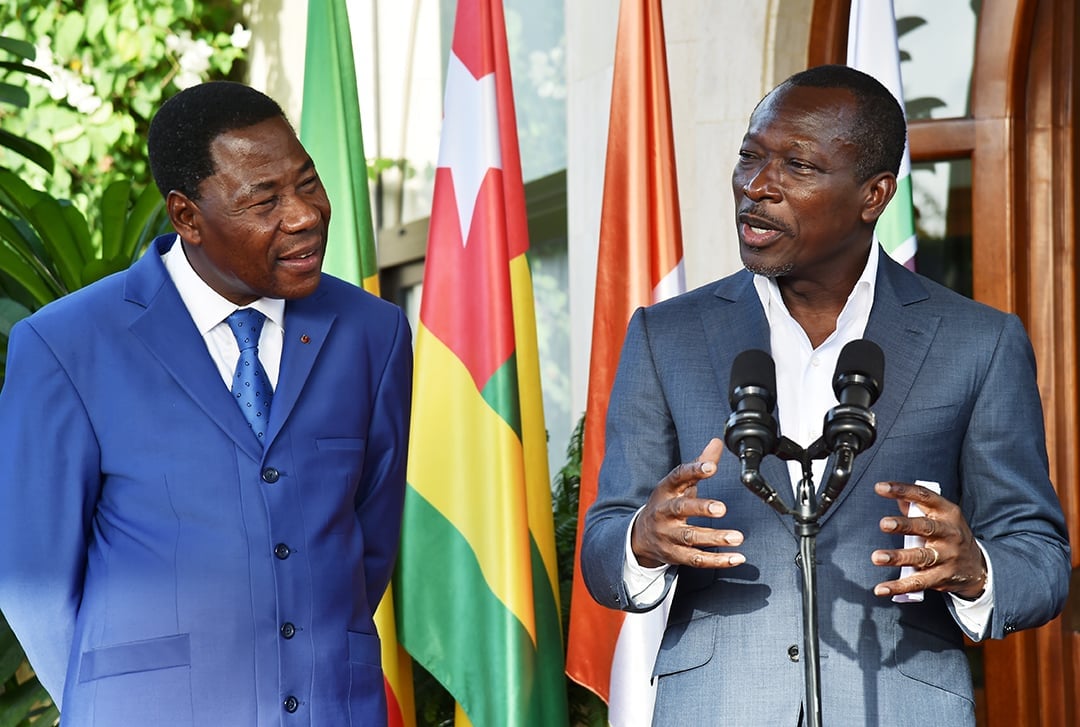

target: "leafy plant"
[0,35,52,174]
[0,614,56,727]
[0,0,248,213]
[552,415,608,726]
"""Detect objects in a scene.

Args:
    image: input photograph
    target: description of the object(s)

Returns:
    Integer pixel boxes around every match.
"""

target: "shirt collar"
[752,239,880,328]
[161,234,286,334]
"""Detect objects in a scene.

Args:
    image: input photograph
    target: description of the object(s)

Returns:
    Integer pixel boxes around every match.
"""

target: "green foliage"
[0,616,56,727]
[551,415,608,726]
[0,0,247,213]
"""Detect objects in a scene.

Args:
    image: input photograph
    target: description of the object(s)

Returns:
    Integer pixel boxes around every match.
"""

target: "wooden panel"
[808,0,1079,723]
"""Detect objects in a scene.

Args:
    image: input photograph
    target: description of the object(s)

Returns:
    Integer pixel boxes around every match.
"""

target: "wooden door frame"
[809,1,1079,724]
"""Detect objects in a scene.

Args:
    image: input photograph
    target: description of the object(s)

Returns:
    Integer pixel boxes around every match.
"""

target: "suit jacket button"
[281,622,296,639]
[283,696,299,713]
[788,645,800,662]
[274,543,291,560]
[262,467,280,483]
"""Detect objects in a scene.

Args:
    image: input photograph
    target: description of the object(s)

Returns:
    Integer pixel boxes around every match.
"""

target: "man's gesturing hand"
[630,438,745,569]
[871,481,988,600]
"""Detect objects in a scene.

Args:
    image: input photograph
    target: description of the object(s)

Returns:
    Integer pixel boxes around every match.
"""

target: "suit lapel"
[125,235,265,461]
[700,272,797,523]
[265,288,334,448]
[816,254,940,526]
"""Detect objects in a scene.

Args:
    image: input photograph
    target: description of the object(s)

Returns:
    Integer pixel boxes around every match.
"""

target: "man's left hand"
[870,481,988,600]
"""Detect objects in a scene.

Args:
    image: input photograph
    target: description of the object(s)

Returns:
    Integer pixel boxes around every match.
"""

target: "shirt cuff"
[622,506,672,608]
[947,540,994,641]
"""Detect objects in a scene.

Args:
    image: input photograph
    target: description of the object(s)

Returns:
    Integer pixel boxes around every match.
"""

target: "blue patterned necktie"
[226,308,273,444]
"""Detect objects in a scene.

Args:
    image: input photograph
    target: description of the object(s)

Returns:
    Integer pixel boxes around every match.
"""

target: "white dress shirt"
[623,243,993,638]
[161,234,286,390]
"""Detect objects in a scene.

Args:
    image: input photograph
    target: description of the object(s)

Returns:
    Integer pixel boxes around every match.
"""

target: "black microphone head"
[729,349,776,410]
[833,339,884,406]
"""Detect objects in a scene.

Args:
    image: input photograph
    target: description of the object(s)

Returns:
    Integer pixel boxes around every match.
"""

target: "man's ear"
[166,190,201,245]
[861,172,898,224]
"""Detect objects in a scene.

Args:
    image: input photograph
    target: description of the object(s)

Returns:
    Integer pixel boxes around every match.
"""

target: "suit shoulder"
[641,269,749,319]
[909,271,1017,329]
[316,275,406,319]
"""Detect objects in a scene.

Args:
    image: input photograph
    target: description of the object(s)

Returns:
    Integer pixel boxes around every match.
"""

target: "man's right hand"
[630,438,745,569]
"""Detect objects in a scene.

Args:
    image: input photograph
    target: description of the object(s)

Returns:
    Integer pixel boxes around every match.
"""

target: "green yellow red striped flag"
[394,0,568,724]
[300,3,414,725]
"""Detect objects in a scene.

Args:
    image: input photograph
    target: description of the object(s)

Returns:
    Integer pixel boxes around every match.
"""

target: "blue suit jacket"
[0,235,413,726]
[580,253,1070,726]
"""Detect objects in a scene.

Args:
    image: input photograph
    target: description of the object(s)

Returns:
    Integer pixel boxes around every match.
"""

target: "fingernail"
[881,518,897,532]
[729,554,746,566]
[874,585,890,596]
[707,501,723,516]
[701,462,716,475]
[724,532,742,545]
[872,551,890,564]
[875,482,890,494]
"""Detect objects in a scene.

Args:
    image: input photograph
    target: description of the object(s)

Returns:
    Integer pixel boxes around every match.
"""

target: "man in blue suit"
[0,82,412,725]
[580,65,1070,725]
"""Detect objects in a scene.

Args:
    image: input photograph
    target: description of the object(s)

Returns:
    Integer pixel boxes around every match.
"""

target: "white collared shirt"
[161,234,286,389]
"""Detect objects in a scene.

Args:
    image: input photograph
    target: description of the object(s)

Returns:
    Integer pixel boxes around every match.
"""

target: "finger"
[873,571,935,597]
[659,441,724,495]
[879,513,953,540]
[665,524,743,550]
[874,481,943,507]
[871,545,944,569]
[663,494,727,520]
[696,437,725,467]
[666,544,746,569]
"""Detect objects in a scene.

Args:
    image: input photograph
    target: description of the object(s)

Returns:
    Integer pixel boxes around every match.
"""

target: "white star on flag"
[437,52,502,247]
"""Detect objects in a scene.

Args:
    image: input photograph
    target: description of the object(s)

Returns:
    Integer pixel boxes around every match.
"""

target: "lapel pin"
[300,334,311,344]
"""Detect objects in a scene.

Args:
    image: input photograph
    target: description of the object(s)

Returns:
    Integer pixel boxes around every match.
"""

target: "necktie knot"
[226,308,266,352]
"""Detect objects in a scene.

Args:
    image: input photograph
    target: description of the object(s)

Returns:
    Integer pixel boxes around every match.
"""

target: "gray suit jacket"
[580,252,1070,726]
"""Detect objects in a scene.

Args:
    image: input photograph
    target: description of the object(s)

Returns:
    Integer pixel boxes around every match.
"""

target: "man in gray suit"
[580,65,1069,725]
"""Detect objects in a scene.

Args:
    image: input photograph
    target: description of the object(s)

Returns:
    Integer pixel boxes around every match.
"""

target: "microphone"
[819,339,884,508]
[724,349,779,489]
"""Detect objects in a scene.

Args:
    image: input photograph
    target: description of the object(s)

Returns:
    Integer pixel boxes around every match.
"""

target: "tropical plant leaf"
[0,130,53,174]
[0,84,28,109]
[120,183,169,263]
[99,178,132,262]
[0,63,50,81]
[26,702,59,727]
[0,677,42,727]
[0,37,34,61]
[0,299,31,338]
[0,228,58,307]
[25,197,83,293]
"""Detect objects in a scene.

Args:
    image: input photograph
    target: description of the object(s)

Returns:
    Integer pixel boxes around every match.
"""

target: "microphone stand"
[740,435,852,727]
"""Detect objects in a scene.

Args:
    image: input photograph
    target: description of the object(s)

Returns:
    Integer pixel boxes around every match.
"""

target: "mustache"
[738,204,791,236]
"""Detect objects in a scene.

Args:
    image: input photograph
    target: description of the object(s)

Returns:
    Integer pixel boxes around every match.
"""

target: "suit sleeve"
[0,320,103,706]
[355,308,413,604]
[951,313,1071,638]
[581,308,680,612]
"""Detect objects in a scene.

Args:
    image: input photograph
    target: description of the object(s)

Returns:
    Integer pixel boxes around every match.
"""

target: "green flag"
[300,0,381,292]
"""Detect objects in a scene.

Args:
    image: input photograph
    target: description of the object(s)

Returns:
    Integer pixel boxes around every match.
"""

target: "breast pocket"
[886,404,960,439]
